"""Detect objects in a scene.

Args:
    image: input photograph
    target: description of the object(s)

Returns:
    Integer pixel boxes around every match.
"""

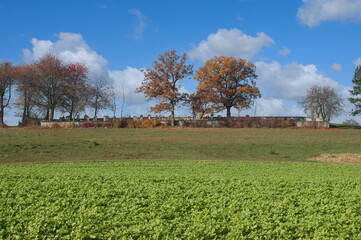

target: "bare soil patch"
[310,153,361,164]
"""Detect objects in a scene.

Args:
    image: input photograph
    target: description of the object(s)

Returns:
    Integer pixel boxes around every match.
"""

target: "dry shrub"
[114,119,127,128]
[82,122,96,128]
[124,119,160,128]
[50,122,61,129]
[284,119,294,128]
[258,118,268,128]
[137,119,160,128]
[126,120,137,128]
[189,120,211,128]
[65,123,73,128]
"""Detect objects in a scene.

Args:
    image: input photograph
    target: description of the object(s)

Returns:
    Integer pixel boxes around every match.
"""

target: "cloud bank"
[298,0,361,27]
[23,32,146,107]
[189,28,274,62]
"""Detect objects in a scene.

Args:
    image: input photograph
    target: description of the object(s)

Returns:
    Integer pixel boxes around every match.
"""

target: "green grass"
[1,128,360,163]
[1,128,361,238]
[0,161,360,239]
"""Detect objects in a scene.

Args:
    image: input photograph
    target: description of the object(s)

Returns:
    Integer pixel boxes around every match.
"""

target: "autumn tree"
[186,91,213,120]
[32,54,68,121]
[15,64,39,125]
[349,65,361,116]
[0,62,15,126]
[195,56,260,117]
[89,75,111,118]
[60,63,90,120]
[299,85,343,122]
[136,50,193,126]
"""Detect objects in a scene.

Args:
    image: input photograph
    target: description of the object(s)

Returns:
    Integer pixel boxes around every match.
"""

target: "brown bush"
[50,122,61,129]
[259,118,271,128]
[284,119,295,128]
[82,122,96,128]
[137,119,160,128]
[125,119,160,128]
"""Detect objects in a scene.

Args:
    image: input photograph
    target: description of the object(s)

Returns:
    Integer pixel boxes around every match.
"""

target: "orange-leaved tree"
[136,50,193,126]
[195,56,261,117]
[186,91,213,120]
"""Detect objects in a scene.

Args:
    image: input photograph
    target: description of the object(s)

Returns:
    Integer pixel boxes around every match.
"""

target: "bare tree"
[109,88,117,120]
[298,85,343,122]
[89,75,111,118]
[15,64,38,125]
[33,54,67,121]
[120,83,125,119]
[0,62,15,126]
[60,63,90,120]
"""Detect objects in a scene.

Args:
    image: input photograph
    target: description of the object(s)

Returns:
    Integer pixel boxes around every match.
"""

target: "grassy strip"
[1,128,361,163]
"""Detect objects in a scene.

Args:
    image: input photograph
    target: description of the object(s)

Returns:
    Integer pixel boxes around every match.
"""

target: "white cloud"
[354,58,361,66]
[129,9,147,40]
[23,32,109,77]
[279,47,291,56]
[254,99,305,117]
[297,0,361,27]
[189,28,274,62]
[110,67,146,106]
[332,63,343,73]
[255,61,342,100]
[251,60,361,122]
[22,32,145,108]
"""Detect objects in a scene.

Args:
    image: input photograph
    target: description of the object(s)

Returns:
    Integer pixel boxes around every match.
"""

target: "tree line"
[0,54,112,127]
[1,50,361,127]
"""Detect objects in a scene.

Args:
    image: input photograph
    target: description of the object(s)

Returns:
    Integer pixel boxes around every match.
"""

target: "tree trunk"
[94,106,98,118]
[0,95,4,126]
[171,105,175,127]
[226,106,232,118]
[0,107,4,127]
[45,108,49,121]
[22,96,27,124]
[49,108,55,121]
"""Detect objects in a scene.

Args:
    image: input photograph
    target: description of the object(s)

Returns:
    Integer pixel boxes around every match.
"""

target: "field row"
[1,161,361,239]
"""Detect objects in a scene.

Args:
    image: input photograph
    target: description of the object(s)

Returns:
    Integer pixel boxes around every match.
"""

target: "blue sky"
[1,0,361,124]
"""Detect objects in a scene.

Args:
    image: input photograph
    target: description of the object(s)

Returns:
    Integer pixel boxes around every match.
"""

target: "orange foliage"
[195,56,261,117]
[136,50,193,126]
[186,92,213,119]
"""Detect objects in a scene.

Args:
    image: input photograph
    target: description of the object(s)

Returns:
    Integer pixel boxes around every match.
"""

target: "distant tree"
[299,85,343,122]
[89,75,111,118]
[136,50,193,126]
[195,56,260,117]
[349,65,361,116]
[186,91,213,120]
[0,62,15,126]
[342,119,359,126]
[60,63,90,120]
[33,54,67,121]
[109,88,117,120]
[15,64,38,125]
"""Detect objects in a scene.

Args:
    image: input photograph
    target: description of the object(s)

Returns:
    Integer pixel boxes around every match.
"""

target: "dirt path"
[310,153,361,164]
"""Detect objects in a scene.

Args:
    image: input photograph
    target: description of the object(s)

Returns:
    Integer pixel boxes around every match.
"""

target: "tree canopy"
[136,50,193,126]
[299,85,343,122]
[194,56,260,117]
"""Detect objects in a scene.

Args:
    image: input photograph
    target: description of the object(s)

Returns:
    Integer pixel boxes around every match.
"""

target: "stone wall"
[41,115,330,128]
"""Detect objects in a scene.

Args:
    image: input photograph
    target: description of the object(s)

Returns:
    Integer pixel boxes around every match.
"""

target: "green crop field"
[0,128,361,239]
